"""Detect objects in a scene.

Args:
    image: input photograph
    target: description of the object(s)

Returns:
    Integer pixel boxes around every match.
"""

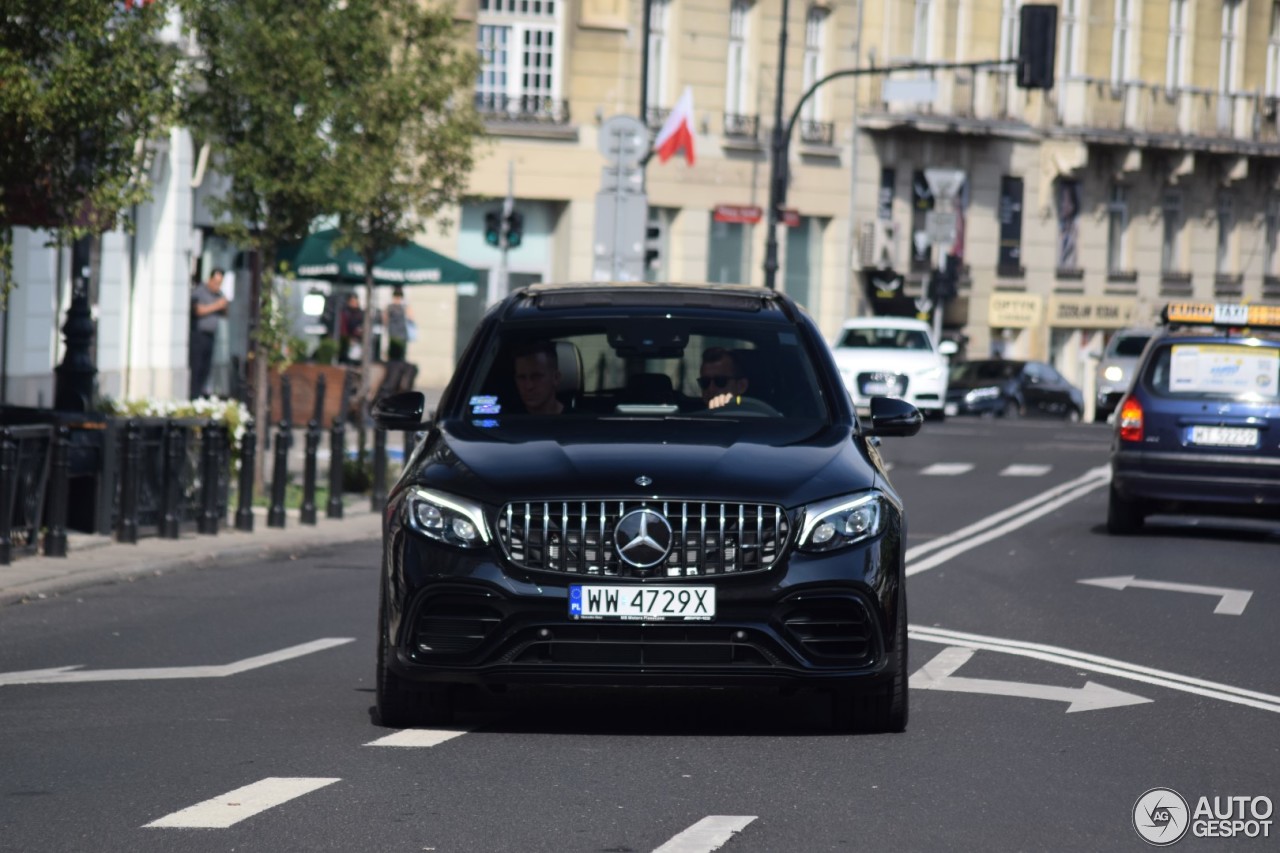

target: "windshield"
[949,360,1021,383]
[1108,334,1151,358]
[1143,342,1280,401]
[838,327,932,350]
[452,318,831,425]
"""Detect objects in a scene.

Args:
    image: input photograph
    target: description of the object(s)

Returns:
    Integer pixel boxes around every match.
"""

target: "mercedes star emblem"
[614,508,673,569]
[635,475,653,487]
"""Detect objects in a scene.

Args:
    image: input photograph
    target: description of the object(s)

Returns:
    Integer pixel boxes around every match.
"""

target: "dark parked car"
[944,358,1084,420]
[372,282,922,732]
[1108,302,1280,534]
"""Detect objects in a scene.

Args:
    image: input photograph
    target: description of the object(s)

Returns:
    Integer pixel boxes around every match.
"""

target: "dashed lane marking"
[144,777,340,829]
[919,462,974,476]
[999,464,1052,477]
[652,816,758,853]
[365,727,471,748]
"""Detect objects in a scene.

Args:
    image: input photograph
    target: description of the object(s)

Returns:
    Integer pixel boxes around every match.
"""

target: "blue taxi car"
[1108,302,1280,534]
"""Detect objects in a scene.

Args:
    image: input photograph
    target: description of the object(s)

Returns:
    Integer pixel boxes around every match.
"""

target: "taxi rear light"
[1117,397,1143,442]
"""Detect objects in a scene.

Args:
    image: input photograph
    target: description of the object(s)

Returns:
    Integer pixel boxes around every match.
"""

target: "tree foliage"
[0,0,180,298]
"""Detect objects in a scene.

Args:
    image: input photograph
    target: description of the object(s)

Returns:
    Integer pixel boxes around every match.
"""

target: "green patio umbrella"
[277,228,477,285]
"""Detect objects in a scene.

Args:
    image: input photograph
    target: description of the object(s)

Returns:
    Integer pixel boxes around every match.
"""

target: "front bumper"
[944,395,1005,417]
[382,514,905,690]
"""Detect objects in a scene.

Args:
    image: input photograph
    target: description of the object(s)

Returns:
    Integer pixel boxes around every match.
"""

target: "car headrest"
[555,340,582,396]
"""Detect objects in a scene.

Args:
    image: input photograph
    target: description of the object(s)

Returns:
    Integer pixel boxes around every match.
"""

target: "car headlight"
[916,365,944,380]
[1103,366,1124,382]
[798,492,887,553]
[965,386,1001,402]
[406,488,490,549]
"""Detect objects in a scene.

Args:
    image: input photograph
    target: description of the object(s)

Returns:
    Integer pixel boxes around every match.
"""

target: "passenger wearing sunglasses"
[698,347,750,410]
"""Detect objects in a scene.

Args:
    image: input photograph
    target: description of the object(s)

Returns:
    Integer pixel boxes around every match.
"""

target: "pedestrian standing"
[190,268,229,398]
[339,293,365,364]
[384,287,413,361]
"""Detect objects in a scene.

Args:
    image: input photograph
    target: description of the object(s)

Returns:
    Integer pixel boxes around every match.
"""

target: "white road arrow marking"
[0,638,354,686]
[909,646,1151,713]
[1078,575,1253,615]
[652,816,757,853]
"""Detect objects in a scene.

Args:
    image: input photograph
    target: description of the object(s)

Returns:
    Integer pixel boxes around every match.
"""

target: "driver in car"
[698,347,750,410]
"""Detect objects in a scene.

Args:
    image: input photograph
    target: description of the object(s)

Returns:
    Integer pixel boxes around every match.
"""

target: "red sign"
[780,208,801,227]
[713,204,763,224]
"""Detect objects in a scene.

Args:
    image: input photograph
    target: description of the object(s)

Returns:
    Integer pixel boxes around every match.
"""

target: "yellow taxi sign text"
[1163,302,1280,329]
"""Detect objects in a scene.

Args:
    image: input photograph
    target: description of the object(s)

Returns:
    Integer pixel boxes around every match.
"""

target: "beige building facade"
[407,0,1280,392]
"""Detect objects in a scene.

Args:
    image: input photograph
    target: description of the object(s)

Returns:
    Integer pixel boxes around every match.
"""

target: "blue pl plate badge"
[470,395,501,415]
[568,585,582,616]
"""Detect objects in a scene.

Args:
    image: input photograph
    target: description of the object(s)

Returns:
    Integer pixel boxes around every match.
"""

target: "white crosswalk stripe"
[144,777,340,829]
[652,816,758,853]
[919,462,974,476]
[365,727,470,748]
[999,464,1052,477]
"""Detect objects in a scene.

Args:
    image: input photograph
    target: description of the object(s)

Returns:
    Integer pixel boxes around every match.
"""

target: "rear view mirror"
[372,391,426,430]
[864,397,923,437]
[938,340,959,356]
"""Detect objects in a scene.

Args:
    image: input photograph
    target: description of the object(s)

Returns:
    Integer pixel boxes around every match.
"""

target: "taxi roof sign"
[1162,302,1280,329]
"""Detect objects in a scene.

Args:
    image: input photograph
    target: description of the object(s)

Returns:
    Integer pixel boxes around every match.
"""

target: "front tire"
[376,589,456,728]
[832,590,908,734]
[1000,398,1021,420]
[1106,484,1145,535]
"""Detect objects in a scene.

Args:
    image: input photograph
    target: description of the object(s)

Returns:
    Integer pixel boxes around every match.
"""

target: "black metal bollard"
[0,429,15,565]
[43,427,71,557]
[327,417,345,519]
[235,421,256,532]
[199,419,222,535]
[371,427,388,511]
[160,422,183,539]
[117,419,140,544]
[268,375,292,528]
[301,373,325,525]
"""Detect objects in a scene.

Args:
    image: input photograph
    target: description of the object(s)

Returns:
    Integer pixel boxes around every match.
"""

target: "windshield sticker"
[1169,345,1279,397]
[470,395,501,415]
[471,419,500,429]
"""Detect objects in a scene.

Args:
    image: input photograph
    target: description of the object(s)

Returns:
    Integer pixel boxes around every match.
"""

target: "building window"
[707,217,746,284]
[801,6,828,123]
[913,0,932,61]
[1161,192,1183,274]
[1111,0,1132,86]
[646,0,671,123]
[1268,2,1280,97]
[1059,0,1080,79]
[1000,0,1021,61]
[475,0,565,122]
[1167,0,1189,92]
[1216,193,1234,276]
[1106,184,1128,275]
[785,216,824,311]
[1220,0,1242,95]
[725,1,751,118]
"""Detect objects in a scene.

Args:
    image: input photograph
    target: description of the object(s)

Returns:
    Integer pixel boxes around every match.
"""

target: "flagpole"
[763,0,791,291]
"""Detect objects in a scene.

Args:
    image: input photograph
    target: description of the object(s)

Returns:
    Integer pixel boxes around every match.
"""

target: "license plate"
[1189,425,1257,447]
[863,382,890,395]
[569,585,715,621]
[945,402,959,416]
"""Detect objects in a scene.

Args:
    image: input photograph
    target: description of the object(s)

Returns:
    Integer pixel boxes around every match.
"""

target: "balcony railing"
[799,119,835,146]
[723,112,759,140]
[474,93,570,125]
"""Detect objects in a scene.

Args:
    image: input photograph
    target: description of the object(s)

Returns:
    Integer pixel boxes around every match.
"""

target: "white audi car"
[831,317,951,420]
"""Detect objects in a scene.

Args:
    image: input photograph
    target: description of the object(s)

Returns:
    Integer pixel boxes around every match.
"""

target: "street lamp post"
[763,0,791,291]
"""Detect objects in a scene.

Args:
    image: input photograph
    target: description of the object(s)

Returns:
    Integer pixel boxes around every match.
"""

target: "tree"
[327,0,483,407]
[178,0,372,486]
[0,0,179,301]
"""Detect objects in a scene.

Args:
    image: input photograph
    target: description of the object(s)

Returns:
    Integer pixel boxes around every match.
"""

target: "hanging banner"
[998,176,1024,273]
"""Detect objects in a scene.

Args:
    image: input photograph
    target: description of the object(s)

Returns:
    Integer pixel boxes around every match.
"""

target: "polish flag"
[653,86,696,166]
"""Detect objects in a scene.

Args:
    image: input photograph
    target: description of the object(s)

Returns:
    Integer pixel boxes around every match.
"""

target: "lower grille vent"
[781,598,873,661]
[413,595,503,655]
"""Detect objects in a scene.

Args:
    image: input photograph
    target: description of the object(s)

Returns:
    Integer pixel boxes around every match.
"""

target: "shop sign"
[713,204,763,224]
[988,293,1042,328]
[1048,295,1135,329]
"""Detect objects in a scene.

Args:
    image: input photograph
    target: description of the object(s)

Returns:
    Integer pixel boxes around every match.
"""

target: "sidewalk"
[1,504,384,607]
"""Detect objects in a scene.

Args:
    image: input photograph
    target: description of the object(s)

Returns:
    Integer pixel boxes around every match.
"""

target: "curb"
[2,511,384,607]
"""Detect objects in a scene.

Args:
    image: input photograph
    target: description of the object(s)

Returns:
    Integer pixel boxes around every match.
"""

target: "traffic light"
[1017,5,1058,90]
[505,210,523,249]
[484,209,502,247]
[644,224,662,278]
[928,254,960,302]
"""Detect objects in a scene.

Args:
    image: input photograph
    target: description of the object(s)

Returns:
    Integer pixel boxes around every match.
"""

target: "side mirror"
[865,396,923,437]
[938,340,959,357]
[372,391,426,430]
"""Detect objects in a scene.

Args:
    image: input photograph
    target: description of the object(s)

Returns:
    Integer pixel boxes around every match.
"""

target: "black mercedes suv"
[371,282,922,732]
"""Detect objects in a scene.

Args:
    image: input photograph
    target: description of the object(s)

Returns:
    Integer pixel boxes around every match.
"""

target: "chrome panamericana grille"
[497,501,790,578]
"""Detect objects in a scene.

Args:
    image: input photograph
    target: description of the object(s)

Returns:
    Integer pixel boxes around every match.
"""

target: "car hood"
[411,419,877,508]
[832,348,944,374]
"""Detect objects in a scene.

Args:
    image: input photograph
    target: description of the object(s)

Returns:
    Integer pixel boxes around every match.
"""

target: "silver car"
[1094,328,1154,422]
